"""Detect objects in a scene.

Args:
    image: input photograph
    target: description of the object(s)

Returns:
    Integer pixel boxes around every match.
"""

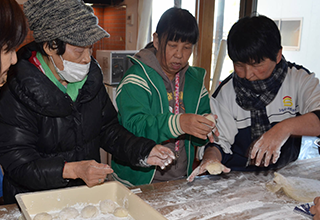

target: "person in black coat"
[0,0,28,203]
[0,0,174,204]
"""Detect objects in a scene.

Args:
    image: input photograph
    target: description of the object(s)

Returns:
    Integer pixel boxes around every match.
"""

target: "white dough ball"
[81,205,99,218]
[100,199,117,214]
[59,207,79,220]
[206,162,223,175]
[33,212,52,220]
[113,207,129,217]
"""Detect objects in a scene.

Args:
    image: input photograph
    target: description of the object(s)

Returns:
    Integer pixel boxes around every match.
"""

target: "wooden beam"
[239,0,257,18]
[193,0,215,91]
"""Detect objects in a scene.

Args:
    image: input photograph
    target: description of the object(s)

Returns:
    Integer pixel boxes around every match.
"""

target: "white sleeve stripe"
[116,75,151,97]
[168,114,184,137]
[201,85,209,98]
[176,113,184,134]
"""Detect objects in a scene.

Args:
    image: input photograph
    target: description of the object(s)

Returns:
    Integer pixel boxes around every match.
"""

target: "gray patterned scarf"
[233,57,288,141]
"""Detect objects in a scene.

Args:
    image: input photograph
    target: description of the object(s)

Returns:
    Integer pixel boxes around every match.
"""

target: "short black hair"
[0,0,28,73]
[155,7,198,57]
[36,39,66,57]
[227,15,282,64]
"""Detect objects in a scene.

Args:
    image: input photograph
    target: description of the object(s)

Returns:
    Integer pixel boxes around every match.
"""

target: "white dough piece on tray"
[113,207,129,217]
[266,172,320,203]
[59,207,79,220]
[81,205,99,218]
[100,199,117,214]
[33,212,52,220]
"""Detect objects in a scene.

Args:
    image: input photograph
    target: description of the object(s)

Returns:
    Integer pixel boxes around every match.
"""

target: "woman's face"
[50,43,92,71]
[154,33,193,79]
[0,47,17,85]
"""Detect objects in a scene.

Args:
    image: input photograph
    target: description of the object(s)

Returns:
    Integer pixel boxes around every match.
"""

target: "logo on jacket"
[283,96,293,107]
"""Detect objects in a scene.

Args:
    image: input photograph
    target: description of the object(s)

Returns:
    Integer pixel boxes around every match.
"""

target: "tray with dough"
[16,181,166,220]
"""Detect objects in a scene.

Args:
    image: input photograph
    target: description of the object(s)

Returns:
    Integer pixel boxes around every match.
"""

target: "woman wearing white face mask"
[0,0,175,205]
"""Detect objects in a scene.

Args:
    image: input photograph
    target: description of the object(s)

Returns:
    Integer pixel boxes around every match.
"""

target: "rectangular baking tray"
[16,181,166,220]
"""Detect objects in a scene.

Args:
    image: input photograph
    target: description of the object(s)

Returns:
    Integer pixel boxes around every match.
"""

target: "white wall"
[257,0,320,78]
[124,0,139,50]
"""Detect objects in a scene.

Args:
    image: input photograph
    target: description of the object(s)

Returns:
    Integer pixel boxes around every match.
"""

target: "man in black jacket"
[0,0,174,204]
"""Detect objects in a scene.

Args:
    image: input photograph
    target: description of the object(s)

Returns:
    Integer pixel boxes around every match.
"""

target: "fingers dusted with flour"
[146,145,175,169]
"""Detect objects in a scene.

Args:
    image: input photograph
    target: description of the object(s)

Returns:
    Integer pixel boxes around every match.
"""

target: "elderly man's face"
[233,50,282,81]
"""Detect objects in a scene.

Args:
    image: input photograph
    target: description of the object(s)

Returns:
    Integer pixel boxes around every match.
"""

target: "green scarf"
[36,52,87,102]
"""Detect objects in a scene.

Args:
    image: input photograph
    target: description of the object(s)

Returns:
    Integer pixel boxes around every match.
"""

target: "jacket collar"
[7,42,103,117]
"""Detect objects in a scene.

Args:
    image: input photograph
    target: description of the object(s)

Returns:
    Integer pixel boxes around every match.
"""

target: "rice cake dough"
[81,205,99,218]
[33,212,52,220]
[59,207,79,220]
[266,172,320,203]
[206,162,223,175]
[113,207,129,217]
[100,199,117,214]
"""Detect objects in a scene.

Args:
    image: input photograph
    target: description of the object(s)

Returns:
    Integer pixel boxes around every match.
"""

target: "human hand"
[250,125,290,167]
[146,145,175,169]
[187,159,230,182]
[204,114,219,143]
[310,197,320,220]
[180,113,218,141]
[63,160,113,187]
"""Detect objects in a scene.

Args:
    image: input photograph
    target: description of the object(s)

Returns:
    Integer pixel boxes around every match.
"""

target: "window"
[273,18,303,51]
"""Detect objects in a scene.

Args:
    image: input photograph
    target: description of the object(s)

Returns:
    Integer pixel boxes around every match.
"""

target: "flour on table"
[266,172,320,203]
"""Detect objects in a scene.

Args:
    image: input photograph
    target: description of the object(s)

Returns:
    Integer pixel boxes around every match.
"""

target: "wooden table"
[0,157,319,219]
[134,157,320,220]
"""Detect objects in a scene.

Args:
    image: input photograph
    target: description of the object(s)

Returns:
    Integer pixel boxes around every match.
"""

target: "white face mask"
[50,55,90,83]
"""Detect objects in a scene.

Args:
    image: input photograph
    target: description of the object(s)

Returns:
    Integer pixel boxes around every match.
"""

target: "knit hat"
[24,0,110,46]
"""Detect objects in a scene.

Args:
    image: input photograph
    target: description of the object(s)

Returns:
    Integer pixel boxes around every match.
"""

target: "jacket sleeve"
[189,84,212,147]
[99,86,156,167]
[0,86,68,191]
[116,73,184,144]
[209,96,237,155]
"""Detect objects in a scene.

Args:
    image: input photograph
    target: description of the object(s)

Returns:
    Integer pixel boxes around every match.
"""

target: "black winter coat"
[0,42,155,204]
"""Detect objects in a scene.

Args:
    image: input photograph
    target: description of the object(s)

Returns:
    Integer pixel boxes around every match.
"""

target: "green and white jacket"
[112,53,211,186]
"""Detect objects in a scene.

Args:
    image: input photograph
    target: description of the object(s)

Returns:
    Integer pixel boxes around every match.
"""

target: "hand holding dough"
[187,161,230,182]
[204,114,219,142]
[206,162,224,175]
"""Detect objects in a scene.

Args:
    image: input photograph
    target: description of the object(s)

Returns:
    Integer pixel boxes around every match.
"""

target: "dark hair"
[0,0,28,72]
[36,39,66,56]
[227,15,282,64]
[155,7,199,55]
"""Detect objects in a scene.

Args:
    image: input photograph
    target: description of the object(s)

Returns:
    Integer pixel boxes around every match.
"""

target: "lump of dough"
[266,172,320,203]
[205,114,216,125]
[100,199,117,214]
[81,205,99,218]
[59,207,79,220]
[206,162,223,175]
[33,212,52,220]
[113,207,129,217]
